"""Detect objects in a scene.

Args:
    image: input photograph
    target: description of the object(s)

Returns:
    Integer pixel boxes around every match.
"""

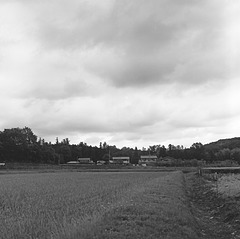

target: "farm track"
[185,173,240,239]
[0,165,197,175]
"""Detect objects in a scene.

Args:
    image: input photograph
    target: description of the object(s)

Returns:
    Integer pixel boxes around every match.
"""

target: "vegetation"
[0,171,199,239]
[204,138,240,163]
[0,126,240,165]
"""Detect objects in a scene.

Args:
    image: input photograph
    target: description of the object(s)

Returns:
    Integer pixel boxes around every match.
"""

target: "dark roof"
[112,157,130,160]
[140,155,157,159]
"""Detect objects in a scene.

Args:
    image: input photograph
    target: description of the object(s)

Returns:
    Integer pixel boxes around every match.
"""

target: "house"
[159,156,176,165]
[139,155,157,165]
[111,157,130,164]
[77,158,93,164]
[67,161,80,164]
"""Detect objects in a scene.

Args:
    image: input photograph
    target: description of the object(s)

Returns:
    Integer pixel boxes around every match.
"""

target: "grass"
[85,172,199,239]
[0,171,198,239]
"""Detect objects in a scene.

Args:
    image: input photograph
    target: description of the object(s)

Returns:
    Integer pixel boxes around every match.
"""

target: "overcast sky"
[1,0,240,148]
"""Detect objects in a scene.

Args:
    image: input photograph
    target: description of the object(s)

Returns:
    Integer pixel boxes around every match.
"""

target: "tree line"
[0,127,240,164]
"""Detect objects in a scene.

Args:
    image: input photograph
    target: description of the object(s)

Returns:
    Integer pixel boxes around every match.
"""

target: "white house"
[77,158,93,164]
[67,161,80,164]
[111,157,130,164]
[139,155,157,164]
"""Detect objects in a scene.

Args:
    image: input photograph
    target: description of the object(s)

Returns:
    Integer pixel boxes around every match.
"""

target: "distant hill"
[204,137,240,151]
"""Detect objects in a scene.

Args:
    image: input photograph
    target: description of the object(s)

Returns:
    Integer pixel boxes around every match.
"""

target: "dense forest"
[204,138,240,163]
[0,127,240,164]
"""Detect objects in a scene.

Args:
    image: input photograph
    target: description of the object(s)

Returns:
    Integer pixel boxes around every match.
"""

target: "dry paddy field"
[215,174,240,198]
[0,171,199,239]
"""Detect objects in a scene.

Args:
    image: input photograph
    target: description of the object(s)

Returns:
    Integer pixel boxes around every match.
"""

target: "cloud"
[25,0,230,89]
[1,0,240,149]
[2,0,233,91]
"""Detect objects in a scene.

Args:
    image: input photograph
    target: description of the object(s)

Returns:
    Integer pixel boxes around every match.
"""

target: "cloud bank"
[0,0,240,148]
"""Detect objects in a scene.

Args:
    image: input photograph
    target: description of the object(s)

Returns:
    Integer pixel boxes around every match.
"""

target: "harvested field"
[0,171,199,239]
[215,174,240,198]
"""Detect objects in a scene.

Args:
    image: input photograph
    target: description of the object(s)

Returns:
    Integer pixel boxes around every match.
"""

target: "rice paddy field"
[0,171,198,239]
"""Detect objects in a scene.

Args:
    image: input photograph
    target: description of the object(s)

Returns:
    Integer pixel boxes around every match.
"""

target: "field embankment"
[186,172,240,239]
[0,162,197,173]
[0,171,199,239]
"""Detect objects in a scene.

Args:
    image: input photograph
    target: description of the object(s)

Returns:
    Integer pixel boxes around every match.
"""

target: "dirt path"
[185,172,240,239]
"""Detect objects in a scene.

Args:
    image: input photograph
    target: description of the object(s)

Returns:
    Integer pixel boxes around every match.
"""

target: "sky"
[1,0,240,149]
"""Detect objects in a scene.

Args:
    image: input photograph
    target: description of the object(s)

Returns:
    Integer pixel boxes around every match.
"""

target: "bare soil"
[185,172,240,239]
